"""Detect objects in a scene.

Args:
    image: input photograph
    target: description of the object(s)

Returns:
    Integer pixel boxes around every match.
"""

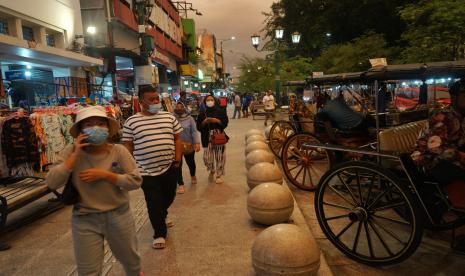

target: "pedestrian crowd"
[45,86,279,275]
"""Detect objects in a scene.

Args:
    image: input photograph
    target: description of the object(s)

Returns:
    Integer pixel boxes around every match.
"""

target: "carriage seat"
[379,120,427,153]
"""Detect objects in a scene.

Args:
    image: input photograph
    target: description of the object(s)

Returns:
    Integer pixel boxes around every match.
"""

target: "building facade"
[0,0,103,106]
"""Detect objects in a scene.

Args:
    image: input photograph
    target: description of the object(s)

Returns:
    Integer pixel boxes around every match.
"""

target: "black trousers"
[141,166,177,239]
[176,152,196,185]
[428,161,465,185]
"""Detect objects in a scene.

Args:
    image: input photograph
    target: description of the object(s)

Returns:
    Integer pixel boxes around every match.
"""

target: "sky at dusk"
[189,0,275,77]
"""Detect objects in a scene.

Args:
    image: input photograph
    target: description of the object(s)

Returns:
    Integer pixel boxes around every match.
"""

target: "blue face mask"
[147,103,162,114]
[83,126,109,145]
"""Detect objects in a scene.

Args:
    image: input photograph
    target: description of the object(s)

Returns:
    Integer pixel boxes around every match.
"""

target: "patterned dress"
[412,109,465,170]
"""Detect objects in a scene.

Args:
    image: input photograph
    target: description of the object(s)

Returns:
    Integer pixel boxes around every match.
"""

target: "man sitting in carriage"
[411,79,465,185]
[315,89,372,142]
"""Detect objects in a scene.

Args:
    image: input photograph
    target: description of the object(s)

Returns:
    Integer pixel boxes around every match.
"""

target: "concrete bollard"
[252,224,321,276]
[246,134,266,144]
[246,150,275,170]
[245,129,263,141]
[247,162,283,189]
[245,141,270,156]
[247,183,294,225]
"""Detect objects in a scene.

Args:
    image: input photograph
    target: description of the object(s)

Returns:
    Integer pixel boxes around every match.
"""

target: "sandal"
[152,237,166,249]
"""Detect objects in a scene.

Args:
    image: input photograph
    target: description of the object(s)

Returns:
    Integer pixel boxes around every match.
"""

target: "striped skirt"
[203,129,226,176]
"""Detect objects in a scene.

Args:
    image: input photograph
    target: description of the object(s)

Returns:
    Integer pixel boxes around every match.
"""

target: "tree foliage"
[259,0,465,75]
[236,56,313,93]
[313,33,398,73]
[399,0,465,62]
[263,0,419,59]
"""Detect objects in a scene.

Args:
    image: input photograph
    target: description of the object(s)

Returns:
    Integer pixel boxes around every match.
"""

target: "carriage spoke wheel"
[269,121,295,158]
[315,161,424,265]
[281,134,330,191]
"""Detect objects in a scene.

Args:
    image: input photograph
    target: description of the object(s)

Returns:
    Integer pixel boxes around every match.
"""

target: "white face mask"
[206,101,215,108]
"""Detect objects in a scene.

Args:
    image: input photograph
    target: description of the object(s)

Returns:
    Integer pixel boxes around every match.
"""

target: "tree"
[313,33,396,73]
[399,0,465,62]
[237,56,313,93]
[263,0,419,59]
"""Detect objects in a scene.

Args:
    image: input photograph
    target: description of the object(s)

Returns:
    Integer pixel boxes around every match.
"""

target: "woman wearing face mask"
[196,95,229,183]
[46,106,143,276]
[174,102,201,193]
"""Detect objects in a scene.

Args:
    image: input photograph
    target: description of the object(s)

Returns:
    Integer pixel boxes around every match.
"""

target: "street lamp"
[291,32,301,44]
[275,27,284,40]
[218,36,236,83]
[250,29,301,106]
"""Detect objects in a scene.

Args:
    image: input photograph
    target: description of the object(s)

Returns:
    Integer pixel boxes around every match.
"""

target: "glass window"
[0,19,8,35]
[46,33,55,47]
[22,26,34,41]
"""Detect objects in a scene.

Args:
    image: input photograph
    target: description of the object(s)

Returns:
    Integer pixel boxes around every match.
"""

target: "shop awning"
[0,35,103,68]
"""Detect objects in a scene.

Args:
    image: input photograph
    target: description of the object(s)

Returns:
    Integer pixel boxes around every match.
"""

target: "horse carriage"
[300,60,465,265]
[270,72,387,191]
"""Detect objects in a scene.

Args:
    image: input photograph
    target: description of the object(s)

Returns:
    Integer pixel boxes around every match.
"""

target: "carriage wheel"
[281,133,330,191]
[268,121,296,158]
[315,161,424,265]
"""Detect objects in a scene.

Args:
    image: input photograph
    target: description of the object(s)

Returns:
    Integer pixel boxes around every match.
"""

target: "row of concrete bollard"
[244,128,320,276]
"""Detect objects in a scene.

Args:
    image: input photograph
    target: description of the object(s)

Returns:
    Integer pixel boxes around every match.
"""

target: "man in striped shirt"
[122,85,182,249]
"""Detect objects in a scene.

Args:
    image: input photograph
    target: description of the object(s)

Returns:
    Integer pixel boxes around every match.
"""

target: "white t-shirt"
[263,95,275,110]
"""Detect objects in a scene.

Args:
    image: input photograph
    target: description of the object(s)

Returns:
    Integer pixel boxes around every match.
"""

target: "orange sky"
[189,0,274,77]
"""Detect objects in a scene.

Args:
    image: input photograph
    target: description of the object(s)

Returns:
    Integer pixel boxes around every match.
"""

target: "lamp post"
[251,28,301,106]
[218,36,235,85]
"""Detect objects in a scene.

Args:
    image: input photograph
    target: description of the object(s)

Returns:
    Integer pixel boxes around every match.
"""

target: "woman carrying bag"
[196,95,229,184]
[46,106,143,276]
[174,101,201,193]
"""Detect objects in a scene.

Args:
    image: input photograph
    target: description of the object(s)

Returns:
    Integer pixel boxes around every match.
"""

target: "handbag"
[181,141,194,154]
[210,131,229,145]
[61,174,79,205]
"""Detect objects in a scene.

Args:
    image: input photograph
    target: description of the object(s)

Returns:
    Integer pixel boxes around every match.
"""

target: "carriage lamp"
[291,32,301,44]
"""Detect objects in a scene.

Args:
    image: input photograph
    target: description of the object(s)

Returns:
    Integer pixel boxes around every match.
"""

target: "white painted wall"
[0,0,84,46]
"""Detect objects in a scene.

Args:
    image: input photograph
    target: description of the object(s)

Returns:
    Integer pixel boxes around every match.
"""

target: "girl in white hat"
[46,106,143,276]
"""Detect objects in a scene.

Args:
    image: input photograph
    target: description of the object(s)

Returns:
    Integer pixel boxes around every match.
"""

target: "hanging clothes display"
[0,116,9,177]
[1,116,40,171]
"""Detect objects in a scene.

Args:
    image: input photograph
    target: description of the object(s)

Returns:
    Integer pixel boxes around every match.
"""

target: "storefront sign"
[5,70,26,81]
[180,64,196,77]
[151,49,170,66]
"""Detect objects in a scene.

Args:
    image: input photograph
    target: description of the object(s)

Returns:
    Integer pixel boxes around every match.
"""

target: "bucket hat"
[69,106,119,138]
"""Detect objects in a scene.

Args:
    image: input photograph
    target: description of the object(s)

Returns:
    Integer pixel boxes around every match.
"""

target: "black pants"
[176,152,196,185]
[428,161,465,185]
[141,166,177,239]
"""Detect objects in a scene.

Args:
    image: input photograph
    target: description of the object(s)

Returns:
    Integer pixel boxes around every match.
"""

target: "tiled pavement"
[0,107,331,276]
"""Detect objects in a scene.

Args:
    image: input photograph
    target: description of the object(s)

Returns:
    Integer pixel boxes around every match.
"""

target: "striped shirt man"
[122,111,182,176]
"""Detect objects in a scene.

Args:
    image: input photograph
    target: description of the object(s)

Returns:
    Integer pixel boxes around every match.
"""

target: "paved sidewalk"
[0,107,331,276]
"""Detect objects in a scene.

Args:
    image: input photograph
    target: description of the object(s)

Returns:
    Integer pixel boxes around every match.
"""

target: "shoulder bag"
[61,174,79,205]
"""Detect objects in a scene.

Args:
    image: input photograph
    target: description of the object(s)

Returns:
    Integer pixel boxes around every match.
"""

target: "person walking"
[232,93,242,119]
[263,89,276,126]
[122,85,183,250]
[174,101,201,194]
[242,93,252,118]
[46,106,142,276]
[196,95,229,184]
